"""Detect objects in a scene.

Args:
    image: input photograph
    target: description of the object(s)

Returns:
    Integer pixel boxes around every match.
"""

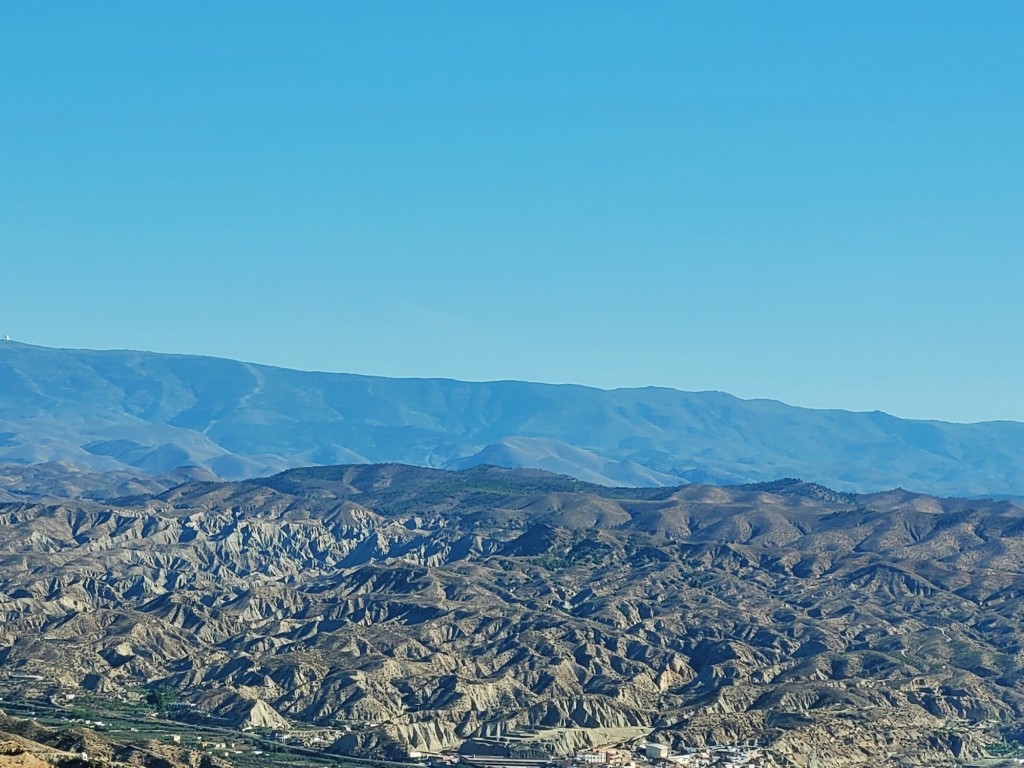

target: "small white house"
[645,744,670,761]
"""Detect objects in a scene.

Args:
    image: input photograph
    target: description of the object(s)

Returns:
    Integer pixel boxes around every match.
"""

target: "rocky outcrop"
[196,691,290,730]
[0,717,223,768]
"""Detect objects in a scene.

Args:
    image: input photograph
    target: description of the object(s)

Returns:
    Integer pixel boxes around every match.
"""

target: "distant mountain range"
[2,340,1024,496]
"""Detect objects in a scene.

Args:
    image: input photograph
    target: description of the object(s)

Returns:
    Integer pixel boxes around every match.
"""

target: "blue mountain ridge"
[1,340,1022,495]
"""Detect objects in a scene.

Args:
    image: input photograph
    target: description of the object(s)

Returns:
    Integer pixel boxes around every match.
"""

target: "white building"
[646,744,670,760]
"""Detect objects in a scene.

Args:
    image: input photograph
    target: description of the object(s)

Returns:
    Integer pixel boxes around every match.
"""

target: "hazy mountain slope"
[448,436,681,486]
[0,462,217,503]
[2,341,1024,495]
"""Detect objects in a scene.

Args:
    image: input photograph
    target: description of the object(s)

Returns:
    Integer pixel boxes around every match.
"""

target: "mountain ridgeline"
[2,341,1024,496]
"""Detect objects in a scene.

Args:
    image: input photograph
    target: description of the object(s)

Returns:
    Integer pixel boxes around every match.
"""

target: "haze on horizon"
[2,2,1022,424]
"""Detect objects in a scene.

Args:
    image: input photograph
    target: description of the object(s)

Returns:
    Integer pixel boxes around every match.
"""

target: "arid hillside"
[2,464,1024,766]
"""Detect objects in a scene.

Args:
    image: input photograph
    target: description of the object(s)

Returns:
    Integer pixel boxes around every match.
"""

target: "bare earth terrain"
[3,464,1024,767]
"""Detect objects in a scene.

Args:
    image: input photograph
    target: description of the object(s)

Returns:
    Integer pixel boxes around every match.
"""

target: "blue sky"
[2,2,1022,423]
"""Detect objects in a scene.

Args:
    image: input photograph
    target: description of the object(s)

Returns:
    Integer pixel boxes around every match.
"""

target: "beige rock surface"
[3,466,1024,766]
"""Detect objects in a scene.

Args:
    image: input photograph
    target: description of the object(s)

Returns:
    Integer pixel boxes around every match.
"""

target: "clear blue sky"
[2,2,1022,423]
